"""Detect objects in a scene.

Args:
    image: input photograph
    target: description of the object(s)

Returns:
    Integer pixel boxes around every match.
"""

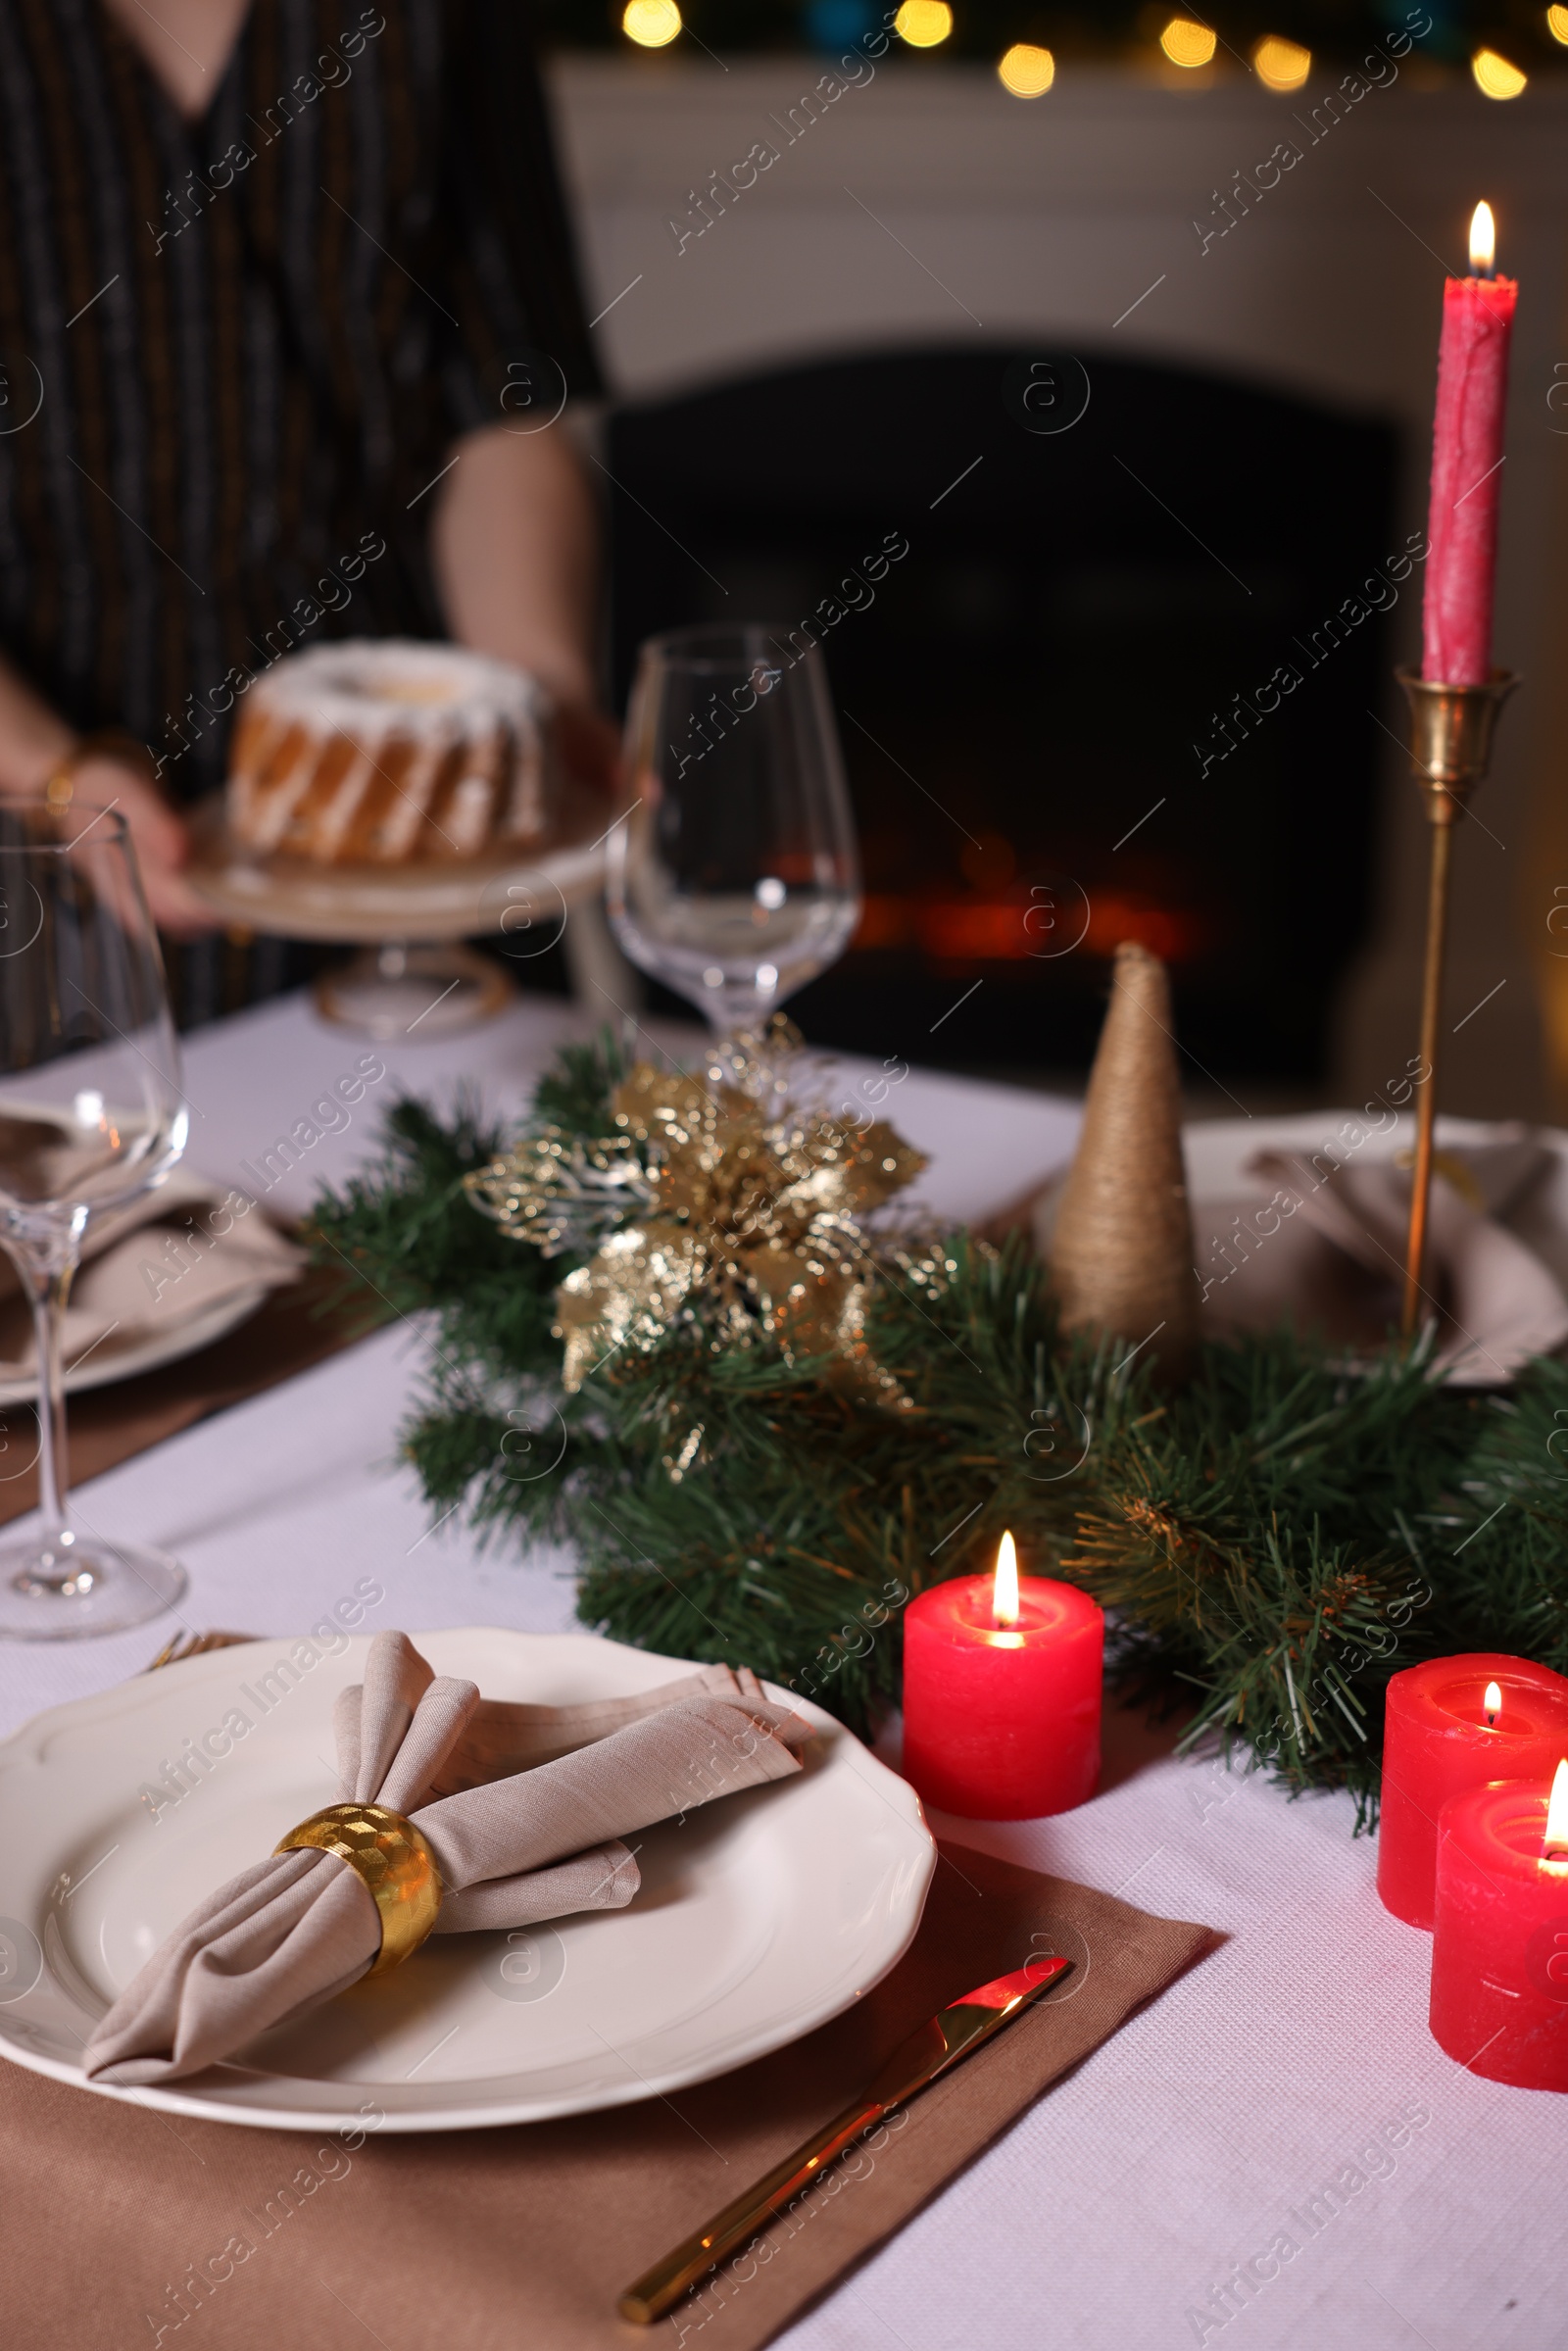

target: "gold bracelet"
[274,1801,444,1976]
[41,727,159,809]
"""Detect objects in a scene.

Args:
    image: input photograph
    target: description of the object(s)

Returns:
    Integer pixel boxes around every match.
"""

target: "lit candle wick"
[1469,199,1496,281]
[1544,1758,1568,1862]
[992,1530,1019,1631]
[1484,1678,1501,1729]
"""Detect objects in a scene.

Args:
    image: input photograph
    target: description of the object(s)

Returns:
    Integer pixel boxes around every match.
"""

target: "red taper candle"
[902,1534,1102,1820]
[1421,201,1517,685]
[1430,1764,1568,2089]
[1378,1653,1568,1930]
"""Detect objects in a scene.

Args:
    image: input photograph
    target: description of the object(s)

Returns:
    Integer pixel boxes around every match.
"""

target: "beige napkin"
[84,1633,808,2087]
[1193,1134,1568,1382]
[0,1169,302,1376]
[421,1665,802,1789]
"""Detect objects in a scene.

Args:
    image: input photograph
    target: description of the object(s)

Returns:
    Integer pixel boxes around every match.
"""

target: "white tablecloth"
[1,991,1561,2351]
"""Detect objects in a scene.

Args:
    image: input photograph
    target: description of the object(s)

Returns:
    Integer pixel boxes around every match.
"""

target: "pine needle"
[308,1042,1568,1833]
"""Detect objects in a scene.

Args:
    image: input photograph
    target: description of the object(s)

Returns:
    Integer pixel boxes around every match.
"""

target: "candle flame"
[1484,1679,1502,1727]
[1545,1760,1568,1858]
[1469,201,1496,276]
[993,1531,1019,1630]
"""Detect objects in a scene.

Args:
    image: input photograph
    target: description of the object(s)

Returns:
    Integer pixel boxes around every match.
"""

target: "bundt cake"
[226,639,550,863]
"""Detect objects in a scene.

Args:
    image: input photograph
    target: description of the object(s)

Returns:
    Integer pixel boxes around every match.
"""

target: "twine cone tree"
[1050,940,1197,1377]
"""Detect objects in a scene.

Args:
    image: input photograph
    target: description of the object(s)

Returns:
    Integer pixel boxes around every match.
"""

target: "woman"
[0,0,607,937]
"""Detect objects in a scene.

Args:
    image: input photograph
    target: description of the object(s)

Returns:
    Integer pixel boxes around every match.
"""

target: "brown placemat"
[0,1269,382,1527]
[2,1839,1213,2351]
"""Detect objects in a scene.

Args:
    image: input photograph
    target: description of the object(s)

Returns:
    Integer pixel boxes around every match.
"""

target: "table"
[2,990,1562,2351]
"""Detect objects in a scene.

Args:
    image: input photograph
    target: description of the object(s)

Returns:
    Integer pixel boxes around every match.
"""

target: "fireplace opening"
[606,345,1398,1081]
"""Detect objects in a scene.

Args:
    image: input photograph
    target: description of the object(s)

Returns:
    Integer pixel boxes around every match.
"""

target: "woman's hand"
[71,756,220,937]
[553,701,623,801]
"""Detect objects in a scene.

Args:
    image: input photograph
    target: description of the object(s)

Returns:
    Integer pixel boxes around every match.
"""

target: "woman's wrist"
[39,727,160,808]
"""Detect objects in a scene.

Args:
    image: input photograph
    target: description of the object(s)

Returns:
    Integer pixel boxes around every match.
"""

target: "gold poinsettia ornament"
[466,1044,927,1404]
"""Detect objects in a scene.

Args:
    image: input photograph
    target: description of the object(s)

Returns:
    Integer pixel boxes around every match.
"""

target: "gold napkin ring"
[274,1802,444,1976]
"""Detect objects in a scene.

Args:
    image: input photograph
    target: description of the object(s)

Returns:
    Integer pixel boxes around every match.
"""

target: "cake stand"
[184,779,626,1039]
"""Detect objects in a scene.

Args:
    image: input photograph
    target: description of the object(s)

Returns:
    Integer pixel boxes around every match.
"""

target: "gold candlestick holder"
[1396,666,1518,1338]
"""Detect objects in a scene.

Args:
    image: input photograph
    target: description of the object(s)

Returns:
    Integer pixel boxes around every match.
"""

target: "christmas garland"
[307,1029,1568,1829]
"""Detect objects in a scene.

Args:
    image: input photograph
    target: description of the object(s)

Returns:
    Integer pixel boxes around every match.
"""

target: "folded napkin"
[0,1169,301,1377]
[84,1633,808,2087]
[1196,1131,1568,1382]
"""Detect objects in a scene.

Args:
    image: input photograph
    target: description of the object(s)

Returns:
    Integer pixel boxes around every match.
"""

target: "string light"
[1252,33,1310,91]
[621,0,681,48]
[894,1,953,45]
[1159,16,1217,67]
[998,42,1055,96]
[1549,5,1568,45]
[1471,47,1527,98]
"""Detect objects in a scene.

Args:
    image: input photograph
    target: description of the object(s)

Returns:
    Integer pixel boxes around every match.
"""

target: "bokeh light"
[895,2,954,48]
[998,43,1055,97]
[622,0,681,48]
[1159,17,1217,67]
[1471,47,1527,98]
[1252,34,1310,91]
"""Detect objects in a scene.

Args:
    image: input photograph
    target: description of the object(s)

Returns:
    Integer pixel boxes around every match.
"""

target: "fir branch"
[308,1068,1568,1812]
[529,1025,633,1136]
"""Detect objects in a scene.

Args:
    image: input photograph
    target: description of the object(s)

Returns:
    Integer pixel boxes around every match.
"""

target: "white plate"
[0,1628,934,2133]
[0,1154,285,1406]
[0,1282,270,1408]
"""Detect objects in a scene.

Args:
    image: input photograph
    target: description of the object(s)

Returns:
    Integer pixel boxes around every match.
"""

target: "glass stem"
[27,1259,73,1542]
[15,1221,82,1580]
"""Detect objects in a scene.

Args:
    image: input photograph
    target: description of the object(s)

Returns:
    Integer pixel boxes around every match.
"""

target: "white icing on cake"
[248,639,543,738]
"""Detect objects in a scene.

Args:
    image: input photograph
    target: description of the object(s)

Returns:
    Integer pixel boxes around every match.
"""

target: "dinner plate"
[0,1629,935,2133]
[0,1154,287,1406]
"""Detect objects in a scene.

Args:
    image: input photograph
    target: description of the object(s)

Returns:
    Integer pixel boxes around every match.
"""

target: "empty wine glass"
[0,798,189,1639]
[606,625,861,1045]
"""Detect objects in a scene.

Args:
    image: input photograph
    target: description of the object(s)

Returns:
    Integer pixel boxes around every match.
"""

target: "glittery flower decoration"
[466,1043,927,1404]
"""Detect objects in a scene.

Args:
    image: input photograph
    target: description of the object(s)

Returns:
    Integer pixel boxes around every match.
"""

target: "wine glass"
[0,798,189,1639]
[606,625,861,1049]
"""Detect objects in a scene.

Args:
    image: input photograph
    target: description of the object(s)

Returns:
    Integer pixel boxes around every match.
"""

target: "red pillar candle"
[1378,1653,1568,1929]
[1430,1765,1568,2089]
[902,1534,1102,1821]
[1421,201,1517,686]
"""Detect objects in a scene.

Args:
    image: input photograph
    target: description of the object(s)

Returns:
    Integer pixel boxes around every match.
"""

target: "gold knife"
[617,1953,1073,2325]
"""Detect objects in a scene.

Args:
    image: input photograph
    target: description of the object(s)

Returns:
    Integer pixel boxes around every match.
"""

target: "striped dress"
[0,0,599,804]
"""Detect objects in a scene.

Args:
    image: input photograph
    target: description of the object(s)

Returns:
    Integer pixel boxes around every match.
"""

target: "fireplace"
[555,54,1567,1115]
[607,344,1397,1078]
